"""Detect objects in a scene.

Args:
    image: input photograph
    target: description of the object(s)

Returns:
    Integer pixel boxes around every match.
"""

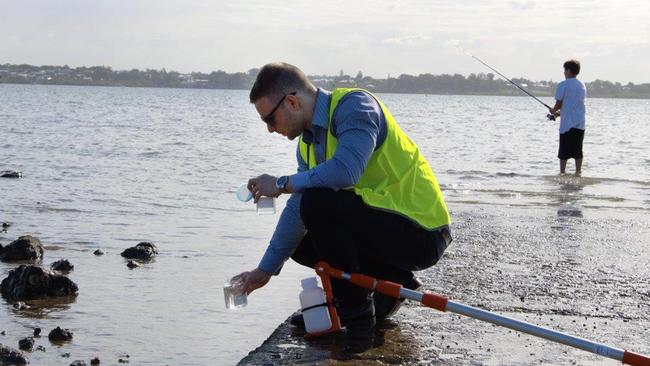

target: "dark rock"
[126,260,139,269]
[12,302,29,310]
[48,326,73,342]
[0,171,22,178]
[90,357,100,365]
[2,223,9,229]
[120,242,158,261]
[1,265,78,301]
[35,345,45,352]
[0,344,28,365]
[51,259,74,272]
[0,235,44,262]
[70,361,87,366]
[93,249,104,256]
[61,352,70,358]
[1,331,5,335]
[18,337,34,351]
[33,328,41,337]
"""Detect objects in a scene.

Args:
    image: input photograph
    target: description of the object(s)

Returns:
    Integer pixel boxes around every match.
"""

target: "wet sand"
[238,205,650,365]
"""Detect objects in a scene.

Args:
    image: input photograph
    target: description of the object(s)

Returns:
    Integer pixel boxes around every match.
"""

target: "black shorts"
[558,128,584,160]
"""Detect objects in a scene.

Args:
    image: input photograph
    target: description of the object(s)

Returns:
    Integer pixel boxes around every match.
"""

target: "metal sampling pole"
[315,261,650,366]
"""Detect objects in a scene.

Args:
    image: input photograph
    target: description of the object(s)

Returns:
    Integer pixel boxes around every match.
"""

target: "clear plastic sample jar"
[223,276,248,309]
[236,183,276,215]
[256,197,276,215]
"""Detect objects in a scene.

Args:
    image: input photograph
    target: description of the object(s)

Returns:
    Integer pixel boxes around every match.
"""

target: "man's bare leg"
[560,159,567,175]
[575,158,582,177]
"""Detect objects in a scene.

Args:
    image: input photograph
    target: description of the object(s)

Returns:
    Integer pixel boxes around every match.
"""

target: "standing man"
[549,59,586,176]
[235,62,452,333]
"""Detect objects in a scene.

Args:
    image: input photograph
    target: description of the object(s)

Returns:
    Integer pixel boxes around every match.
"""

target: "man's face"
[254,93,304,140]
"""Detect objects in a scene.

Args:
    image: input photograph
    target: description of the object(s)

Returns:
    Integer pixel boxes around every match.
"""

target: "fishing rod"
[458,47,557,120]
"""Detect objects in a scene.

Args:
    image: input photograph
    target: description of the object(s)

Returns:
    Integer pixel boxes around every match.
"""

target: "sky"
[1,0,649,83]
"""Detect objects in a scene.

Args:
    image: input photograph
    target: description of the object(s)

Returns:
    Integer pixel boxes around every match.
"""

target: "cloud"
[381,34,431,45]
[508,1,537,10]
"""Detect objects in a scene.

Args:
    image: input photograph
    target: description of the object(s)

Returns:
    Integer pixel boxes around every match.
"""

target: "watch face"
[276,176,287,189]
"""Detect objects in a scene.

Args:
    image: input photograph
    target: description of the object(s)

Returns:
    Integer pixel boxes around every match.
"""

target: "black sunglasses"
[263,92,296,126]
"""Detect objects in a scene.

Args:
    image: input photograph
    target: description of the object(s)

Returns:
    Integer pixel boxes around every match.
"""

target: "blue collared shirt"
[258,88,387,274]
[555,77,586,133]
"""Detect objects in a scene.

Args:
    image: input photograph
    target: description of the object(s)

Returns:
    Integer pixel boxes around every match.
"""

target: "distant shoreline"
[2,63,649,99]
[4,81,650,100]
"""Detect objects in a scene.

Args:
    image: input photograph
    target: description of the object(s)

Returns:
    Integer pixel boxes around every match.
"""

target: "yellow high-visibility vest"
[299,88,450,230]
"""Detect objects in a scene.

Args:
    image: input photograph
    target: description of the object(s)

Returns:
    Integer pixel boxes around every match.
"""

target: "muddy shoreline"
[238,206,650,365]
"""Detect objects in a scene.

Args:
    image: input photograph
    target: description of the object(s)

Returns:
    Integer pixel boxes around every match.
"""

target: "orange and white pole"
[314,261,650,366]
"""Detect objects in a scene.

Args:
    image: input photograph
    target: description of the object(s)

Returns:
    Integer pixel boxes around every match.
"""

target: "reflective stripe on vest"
[299,88,450,230]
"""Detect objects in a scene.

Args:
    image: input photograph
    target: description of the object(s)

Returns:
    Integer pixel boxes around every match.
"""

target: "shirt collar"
[311,88,331,130]
[301,88,330,144]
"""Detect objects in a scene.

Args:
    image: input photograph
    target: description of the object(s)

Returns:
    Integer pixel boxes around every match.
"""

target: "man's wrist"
[275,175,290,193]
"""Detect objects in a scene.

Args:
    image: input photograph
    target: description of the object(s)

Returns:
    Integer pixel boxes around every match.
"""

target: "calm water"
[1,84,648,365]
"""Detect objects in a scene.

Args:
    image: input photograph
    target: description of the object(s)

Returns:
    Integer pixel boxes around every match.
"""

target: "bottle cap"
[236,183,253,202]
[301,277,318,289]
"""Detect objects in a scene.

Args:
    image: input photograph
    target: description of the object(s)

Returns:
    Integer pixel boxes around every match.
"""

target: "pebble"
[94,249,105,256]
[18,337,35,351]
[127,260,139,269]
[13,302,29,310]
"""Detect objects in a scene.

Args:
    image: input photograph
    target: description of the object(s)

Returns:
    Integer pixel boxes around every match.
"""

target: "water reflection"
[554,175,584,229]
[288,320,417,362]
[8,295,77,319]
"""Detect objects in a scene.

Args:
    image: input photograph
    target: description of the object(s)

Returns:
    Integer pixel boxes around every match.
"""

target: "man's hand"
[233,268,272,295]
[247,174,281,203]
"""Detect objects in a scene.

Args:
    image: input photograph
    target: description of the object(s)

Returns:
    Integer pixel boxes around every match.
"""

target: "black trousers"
[292,188,452,308]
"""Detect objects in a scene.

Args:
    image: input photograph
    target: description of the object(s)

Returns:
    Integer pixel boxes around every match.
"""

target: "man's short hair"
[249,62,314,103]
[563,59,581,75]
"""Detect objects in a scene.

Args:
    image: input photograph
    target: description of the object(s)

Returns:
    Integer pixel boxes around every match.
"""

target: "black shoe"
[373,276,423,321]
[290,299,376,333]
[339,299,376,334]
[290,311,306,329]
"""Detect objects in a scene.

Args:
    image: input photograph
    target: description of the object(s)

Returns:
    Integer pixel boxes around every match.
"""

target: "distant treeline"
[2,63,649,99]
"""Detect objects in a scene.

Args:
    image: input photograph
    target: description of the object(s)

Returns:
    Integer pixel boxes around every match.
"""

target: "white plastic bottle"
[299,277,332,334]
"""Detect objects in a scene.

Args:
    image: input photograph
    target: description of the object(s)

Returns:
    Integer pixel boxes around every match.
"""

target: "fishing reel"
[546,113,557,121]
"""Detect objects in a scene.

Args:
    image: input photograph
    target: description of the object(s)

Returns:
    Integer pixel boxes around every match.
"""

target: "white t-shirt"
[555,78,586,133]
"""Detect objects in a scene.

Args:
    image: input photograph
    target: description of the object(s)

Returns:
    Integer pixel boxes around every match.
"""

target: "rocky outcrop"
[121,242,158,261]
[0,171,22,178]
[18,338,34,351]
[0,235,44,262]
[48,327,73,342]
[1,265,78,301]
[0,344,28,365]
[51,259,74,272]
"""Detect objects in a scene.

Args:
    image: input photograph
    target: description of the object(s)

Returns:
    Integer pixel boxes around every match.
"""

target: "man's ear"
[286,93,300,111]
